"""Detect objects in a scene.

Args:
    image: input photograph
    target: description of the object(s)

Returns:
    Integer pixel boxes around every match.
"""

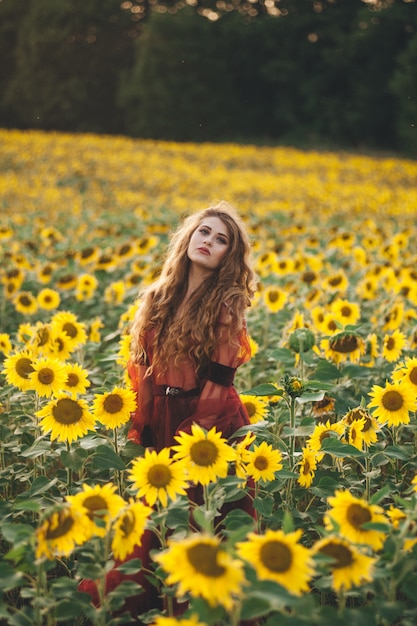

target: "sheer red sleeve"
[175,305,251,436]
[127,359,154,446]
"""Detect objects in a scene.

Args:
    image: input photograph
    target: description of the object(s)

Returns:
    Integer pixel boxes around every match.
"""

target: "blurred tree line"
[1,0,416,155]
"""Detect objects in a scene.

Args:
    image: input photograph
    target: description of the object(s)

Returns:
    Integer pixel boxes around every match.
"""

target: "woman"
[80,201,257,621]
[128,200,257,450]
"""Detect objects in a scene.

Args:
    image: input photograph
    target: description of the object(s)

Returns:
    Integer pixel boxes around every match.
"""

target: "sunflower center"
[409,367,417,386]
[303,459,311,475]
[341,306,352,317]
[83,495,108,518]
[187,543,225,577]
[66,373,79,388]
[386,337,395,351]
[147,463,172,487]
[382,390,403,412]
[327,320,337,332]
[103,394,123,414]
[19,294,32,307]
[16,357,34,379]
[36,328,50,347]
[302,271,316,284]
[260,540,292,573]
[190,440,219,467]
[319,542,353,568]
[52,398,83,425]
[347,503,371,529]
[268,291,279,303]
[62,322,78,338]
[119,510,135,537]
[38,367,54,385]
[330,335,359,354]
[329,276,342,287]
[46,511,74,540]
[254,455,268,471]
[245,402,256,417]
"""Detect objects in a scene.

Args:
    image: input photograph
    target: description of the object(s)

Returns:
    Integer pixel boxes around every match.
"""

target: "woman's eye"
[218,238,227,245]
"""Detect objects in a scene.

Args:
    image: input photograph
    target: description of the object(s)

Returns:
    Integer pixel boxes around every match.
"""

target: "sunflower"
[62,362,91,397]
[28,356,68,398]
[37,288,61,311]
[111,498,152,561]
[49,331,75,361]
[248,335,259,357]
[67,483,125,538]
[56,273,78,291]
[346,417,366,450]
[29,322,55,357]
[0,333,12,355]
[321,332,365,365]
[383,301,404,331]
[312,395,335,422]
[386,505,406,529]
[312,535,375,592]
[392,356,417,394]
[330,298,361,325]
[77,246,100,266]
[36,505,89,561]
[2,349,35,391]
[367,380,417,427]
[342,407,379,446]
[324,490,387,550]
[151,615,208,626]
[89,317,104,343]
[37,262,57,284]
[234,431,256,483]
[104,281,126,305]
[36,393,95,443]
[136,235,159,255]
[129,447,189,508]
[75,273,98,301]
[116,240,136,262]
[262,286,288,313]
[50,311,87,350]
[321,271,348,295]
[93,386,137,429]
[239,394,269,424]
[307,420,346,462]
[236,528,314,596]
[173,424,236,486]
[245,441,283,483]
[297,447,318,488]
[14,291,38,315]
[382,329,406,363]
[155,533,245,610]
[117,333,132,365]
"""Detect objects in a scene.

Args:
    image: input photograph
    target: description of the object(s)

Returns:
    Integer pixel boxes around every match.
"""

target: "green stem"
[114,428,122,497]
[66,440,72,494]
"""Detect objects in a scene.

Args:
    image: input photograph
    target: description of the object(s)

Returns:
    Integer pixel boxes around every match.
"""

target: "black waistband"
[152,384,199,397]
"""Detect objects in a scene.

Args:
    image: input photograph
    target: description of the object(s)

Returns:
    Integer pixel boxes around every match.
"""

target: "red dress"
[127,302,252,449]
[79,304,253,621]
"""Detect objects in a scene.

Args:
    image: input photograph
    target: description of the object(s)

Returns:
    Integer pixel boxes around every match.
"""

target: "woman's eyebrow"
[200,224,229,239]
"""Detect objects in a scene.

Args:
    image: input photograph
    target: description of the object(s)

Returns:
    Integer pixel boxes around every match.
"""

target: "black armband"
[206,360,236,387]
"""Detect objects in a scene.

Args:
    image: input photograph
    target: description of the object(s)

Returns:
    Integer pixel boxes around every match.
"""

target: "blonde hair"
[129,201,257,378]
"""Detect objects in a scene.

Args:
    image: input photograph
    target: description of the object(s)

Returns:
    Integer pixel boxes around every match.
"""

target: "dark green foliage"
[1,0,417,154]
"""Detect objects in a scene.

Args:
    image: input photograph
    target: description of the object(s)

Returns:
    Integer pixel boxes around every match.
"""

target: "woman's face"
[187,216,230,272]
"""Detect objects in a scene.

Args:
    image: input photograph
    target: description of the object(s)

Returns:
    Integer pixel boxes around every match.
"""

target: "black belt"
[152,384,199,397]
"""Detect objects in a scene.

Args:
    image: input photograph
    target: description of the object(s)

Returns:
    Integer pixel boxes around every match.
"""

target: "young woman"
[127,200,257,450]
[80,201,257,621]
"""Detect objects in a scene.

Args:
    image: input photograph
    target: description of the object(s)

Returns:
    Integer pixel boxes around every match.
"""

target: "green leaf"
[60,447,88,471]
[91,444,126,470]
[313,359,341,381]
[320,438,365,458]
[115,558,143,575]
[30,475,58,496]
[370,484,393,505]
[0,561,25,591]
[296,391,325,404]
[19,437,51,459]
[254,494,274,517]
[243,383,283,397]
[383,445,413,461]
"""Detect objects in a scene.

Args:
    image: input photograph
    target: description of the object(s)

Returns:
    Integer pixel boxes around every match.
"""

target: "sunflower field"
[1,128,417,626]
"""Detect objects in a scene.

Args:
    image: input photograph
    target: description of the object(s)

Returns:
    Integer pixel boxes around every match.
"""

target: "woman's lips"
[197,247,210,255]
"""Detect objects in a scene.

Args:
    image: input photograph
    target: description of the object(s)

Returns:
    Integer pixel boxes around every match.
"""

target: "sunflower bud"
[288,328,315,353]
[281,374,304,397]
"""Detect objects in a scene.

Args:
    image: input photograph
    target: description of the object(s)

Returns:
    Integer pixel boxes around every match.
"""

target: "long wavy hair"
[129,201,257,379]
